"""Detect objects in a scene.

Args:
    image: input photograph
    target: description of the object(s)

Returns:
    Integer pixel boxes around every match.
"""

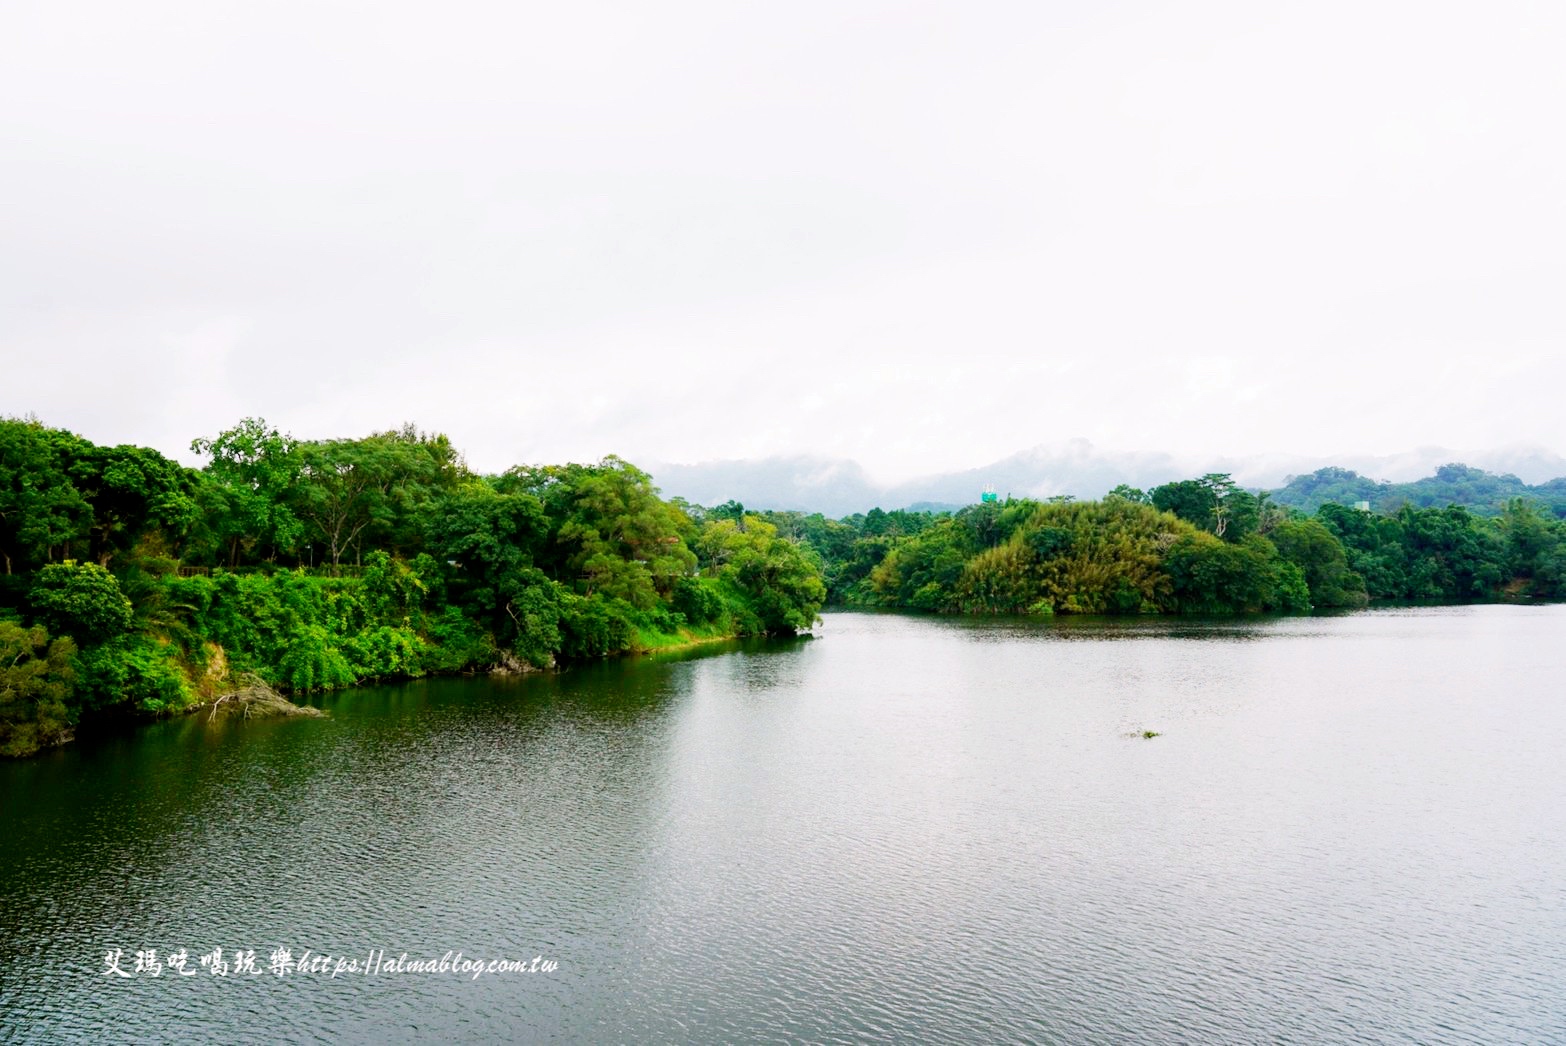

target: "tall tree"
[0,419,91,574]
[68,443,198,566]
[508,457,696,607]
[191,417,304,565]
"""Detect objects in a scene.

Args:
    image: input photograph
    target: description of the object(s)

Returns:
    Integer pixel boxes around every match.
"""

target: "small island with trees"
[3,415,1562,758]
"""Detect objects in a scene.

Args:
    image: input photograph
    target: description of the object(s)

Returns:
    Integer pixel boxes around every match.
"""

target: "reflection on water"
[3,607,1564,1042]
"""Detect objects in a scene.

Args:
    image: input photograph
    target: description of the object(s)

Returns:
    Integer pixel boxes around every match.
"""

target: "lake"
[2,607,1564,1042]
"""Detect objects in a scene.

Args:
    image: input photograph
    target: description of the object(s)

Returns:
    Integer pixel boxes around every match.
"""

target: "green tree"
[1152,474,1257,542]
[518,457,696,608]
[1106,484,1150,504]
[291,436,416,571]
[0,622,77,757]
[1268,518,1368,607]
[29,562,135,643]
[69,443,199,566]
[190,417,305,565]
[703,516,825,633]
[422,481,559,664]
[0,418,92,574]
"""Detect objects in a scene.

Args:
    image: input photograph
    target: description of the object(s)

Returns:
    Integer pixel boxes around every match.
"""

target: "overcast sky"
[4,1,1563,483]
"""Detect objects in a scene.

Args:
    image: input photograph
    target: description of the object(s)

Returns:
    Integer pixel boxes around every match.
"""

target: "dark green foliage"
[1316,502,1524,601]
[558,593,637,659]
[70,443,200,567]
[1150,474,1258,542]
[673,576,725,625]
[29,563,135,643]
[1163,534,1308,614]
[1498,499,1566,597]
[1268,518,1369,607]
[0,419,93,575]
[504,580,564,668]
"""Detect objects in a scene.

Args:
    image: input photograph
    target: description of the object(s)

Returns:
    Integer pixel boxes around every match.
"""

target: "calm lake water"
[2,607,1564,1043]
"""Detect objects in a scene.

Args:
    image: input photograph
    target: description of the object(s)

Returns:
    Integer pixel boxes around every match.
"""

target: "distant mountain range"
[647,439,1566,518]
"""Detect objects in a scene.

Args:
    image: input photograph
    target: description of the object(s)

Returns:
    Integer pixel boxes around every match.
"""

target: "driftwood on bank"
[205,675,326,722]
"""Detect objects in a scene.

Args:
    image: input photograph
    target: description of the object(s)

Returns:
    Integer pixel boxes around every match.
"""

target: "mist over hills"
[648,440,1566,517]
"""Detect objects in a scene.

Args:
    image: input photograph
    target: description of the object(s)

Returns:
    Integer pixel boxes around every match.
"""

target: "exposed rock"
[490,650,551,675]
[204,675,325,721]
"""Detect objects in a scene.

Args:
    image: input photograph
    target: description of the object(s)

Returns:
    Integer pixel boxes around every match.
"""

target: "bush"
[672,576,725,625]
[558,593,636,659]
[29,563,134,643]
[278,625,358,692]
[0,622,77,757]
[344,625,425,680]
[75,634,191,715]
[421,606,496,672]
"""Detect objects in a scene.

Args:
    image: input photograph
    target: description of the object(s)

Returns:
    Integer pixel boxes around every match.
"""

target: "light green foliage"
[359,550,426,624]
[955,543,1034,613]
[1018,501,1176,614]
[700,516,825,634]
[0,622,76,757]
[196,570,439,689]
[75,634,192,715]
[278,624,359,692]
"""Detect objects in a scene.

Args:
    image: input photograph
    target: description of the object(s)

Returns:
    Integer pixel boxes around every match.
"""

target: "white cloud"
[2,0,1563,481]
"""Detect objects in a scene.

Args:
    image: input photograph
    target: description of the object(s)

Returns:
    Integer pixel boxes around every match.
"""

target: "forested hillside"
[0,417,825,756]
[1272,464,1566,517]
[8,415,1565,760]
[747,472,1566,616]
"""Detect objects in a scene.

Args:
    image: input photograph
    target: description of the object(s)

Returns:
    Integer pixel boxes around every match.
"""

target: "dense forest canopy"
[0,417,825,756]
[4,416,1563,758]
